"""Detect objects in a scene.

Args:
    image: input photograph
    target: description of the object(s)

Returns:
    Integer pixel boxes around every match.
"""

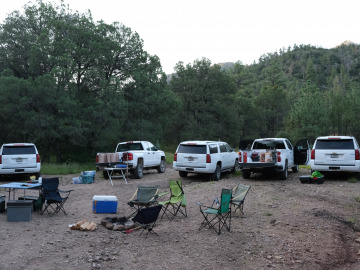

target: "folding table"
[0,182,41,200]
[104,167,128,185]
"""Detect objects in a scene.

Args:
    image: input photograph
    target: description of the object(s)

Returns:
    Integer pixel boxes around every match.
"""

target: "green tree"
[170,58,238,145]
[284,81,329,142]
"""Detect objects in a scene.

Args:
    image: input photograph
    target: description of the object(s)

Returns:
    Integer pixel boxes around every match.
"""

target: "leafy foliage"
[1,1,360,162]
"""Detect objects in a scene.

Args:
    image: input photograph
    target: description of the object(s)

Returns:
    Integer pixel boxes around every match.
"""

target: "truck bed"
[239,149,277,168]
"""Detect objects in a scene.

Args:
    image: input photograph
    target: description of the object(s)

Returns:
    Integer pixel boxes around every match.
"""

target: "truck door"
[294,139,310,165]
[147,142,159,166]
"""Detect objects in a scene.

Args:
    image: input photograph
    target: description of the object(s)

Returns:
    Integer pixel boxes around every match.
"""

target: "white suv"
[172,140,239,180]
[310,136,360,173]
[0,143,41,179]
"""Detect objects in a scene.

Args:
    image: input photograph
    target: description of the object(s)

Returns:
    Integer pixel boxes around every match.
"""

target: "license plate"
[16,158,23,162]
[188,157,194,161]
[331,154,338,158]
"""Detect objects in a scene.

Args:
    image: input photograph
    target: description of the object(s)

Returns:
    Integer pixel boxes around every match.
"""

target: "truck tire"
[292,165,299,173]
[103,170,109,179]
[134,160,143,179]
[157,159,166,173]
[280,161,288,180]
[242,170,251,179]
[211,164,221,181]
[231,159,239,173]
[179,171,188,178]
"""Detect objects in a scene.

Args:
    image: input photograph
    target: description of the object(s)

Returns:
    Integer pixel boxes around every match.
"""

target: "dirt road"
[0,166,360,270]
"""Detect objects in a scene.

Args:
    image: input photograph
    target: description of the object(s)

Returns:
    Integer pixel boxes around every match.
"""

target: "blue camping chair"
[41,178,73,216]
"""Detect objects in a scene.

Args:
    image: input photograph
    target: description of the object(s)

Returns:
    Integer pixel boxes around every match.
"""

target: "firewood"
[80,221,90,231]
[87,221,97,231]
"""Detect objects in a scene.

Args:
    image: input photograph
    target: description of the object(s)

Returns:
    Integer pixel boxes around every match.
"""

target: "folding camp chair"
[231,183,251,215]
[41,178,73,216]
[132,205,163,237]
[127,185,160,218]
[159,180,187,220]
[197,188,232,235]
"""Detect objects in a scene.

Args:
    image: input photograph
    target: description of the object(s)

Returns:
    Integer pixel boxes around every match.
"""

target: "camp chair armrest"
[58,189,73,194]
[157,191,169,197]
[197,202,218,210]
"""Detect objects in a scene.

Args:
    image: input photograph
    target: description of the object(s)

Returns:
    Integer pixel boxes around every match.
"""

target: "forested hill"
[0,1,359,162]
[217,41,360,143]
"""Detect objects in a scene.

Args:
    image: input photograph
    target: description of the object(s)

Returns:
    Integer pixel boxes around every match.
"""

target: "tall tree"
[170,58,238,145]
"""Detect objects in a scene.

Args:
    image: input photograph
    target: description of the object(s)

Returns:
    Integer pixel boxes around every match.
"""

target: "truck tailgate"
[315,150,356,166]
[2,154,37,169]
[176,153,207,168]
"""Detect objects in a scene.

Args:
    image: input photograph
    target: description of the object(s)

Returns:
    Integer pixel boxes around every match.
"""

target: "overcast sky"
[1,0,359,74]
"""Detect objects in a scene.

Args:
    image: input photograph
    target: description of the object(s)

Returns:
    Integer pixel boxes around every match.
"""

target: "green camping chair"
[127,185,160,218]
[230,183,251,215]
[159,180,187,220]
[197,188,232,235]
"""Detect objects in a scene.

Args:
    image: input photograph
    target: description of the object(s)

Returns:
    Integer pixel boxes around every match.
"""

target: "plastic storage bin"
[18,196,39,212]
[72,177,82,184]
[7,200,33,222]
[92,195,118,213]
[81,171,95,184]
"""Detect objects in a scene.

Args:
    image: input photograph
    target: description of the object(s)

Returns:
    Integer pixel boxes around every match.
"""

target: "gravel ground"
[0,166,360,270]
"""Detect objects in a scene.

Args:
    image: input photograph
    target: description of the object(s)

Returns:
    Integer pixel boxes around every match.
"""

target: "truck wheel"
[157,159,166,173]
[134,160,143,179]
[280,161,288,180]
[103,170,109,179]
[242,170,251,179]
[231,159,239,173]
[179,171,188,178]
[211,164,221,181]
[292,165,299,173]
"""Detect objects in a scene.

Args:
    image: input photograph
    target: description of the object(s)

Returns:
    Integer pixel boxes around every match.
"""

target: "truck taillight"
[239,152,242,162]
[174,153,177,161]
[123,152,133,161]
[96,154,99,163]
[36,154,40,163]
[206,154,211,163]
[311,149,315,160]
[277,152,281,162]
[355,149,360,160]
[0,155,2,164]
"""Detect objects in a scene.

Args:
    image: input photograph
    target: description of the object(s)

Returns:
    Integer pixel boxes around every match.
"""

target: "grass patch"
[300,165,311,170]
[347,177,359,183]
[265,212,272,216]
[233,170,242,177]
[165,152,174,164]
[354,197,360,203]
[41,163,94,175]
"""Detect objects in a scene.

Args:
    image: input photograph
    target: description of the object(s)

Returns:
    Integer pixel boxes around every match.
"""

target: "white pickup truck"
[238,138,310,179]
[95,141,166,179]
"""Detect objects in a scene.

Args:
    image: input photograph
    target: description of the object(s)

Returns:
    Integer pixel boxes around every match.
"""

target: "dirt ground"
[1,166,360,270]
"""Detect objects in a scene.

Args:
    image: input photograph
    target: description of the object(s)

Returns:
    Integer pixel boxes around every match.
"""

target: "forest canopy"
[1,1,360,162]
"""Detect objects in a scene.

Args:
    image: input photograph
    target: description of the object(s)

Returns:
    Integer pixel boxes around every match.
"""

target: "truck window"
[147,142,157,151]
[275,142,286,149]
[116,143,144,151]
[219,144,227,153]
[315,139,354,150]
[177,145,207,154]
[285,140,293,150]
[142,142,150,151]
[225,143,232,152]
[209,144,218,154]
[2,146,36,155]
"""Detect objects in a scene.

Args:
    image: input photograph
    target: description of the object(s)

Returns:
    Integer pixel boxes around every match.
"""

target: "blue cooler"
[93,195,118,213]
